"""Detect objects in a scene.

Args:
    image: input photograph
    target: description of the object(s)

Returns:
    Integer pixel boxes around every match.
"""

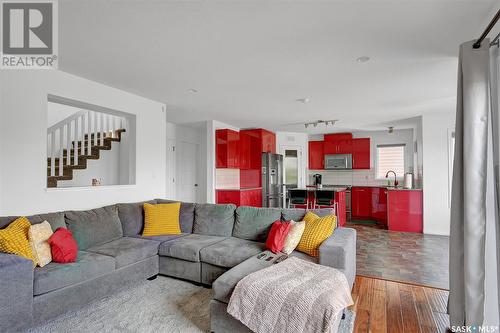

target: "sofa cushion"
[193,204,235,237]
[65,206,123,250]
[0,212,66,230]
[157,199,196,233]
[158,234,226,262]
[200,237,265,268]
[87,237,159,268]
[281,208,334,222]
[117,200,157,236]
[130,233,188,243]
[33,250,115,295]
[233,206,282,241]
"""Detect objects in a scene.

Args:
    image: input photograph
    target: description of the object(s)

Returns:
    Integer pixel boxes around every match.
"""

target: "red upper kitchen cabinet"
[238,131,251,170]
[352,138,370,169]
[261,130,276,153]
[387,190,423,233]
[216,129,240,168]
[323,133,352,154]
[324,133,353,142]
[351,187,372,219]
[308,141,324,169]
[241,129,276,154]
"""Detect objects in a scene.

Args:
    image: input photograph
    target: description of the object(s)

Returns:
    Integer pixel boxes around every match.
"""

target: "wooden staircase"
[47,129,126,188]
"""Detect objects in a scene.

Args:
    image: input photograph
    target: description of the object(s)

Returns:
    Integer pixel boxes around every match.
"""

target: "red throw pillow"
[266,221,292,254]
[48,227,78,263]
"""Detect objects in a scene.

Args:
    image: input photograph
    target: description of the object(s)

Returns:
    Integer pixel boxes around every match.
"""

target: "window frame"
[375,143,406,180]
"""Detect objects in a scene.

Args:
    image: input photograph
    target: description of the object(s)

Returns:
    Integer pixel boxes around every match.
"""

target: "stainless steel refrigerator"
[262,152,284,208]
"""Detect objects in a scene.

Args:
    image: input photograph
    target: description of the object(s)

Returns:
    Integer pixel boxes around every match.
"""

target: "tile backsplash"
[216,168,240,189]
[307,169,391,187]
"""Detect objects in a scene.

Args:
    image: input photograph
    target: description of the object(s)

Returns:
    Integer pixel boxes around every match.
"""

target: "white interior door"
[166,139,176,199]
[177,141,199,202]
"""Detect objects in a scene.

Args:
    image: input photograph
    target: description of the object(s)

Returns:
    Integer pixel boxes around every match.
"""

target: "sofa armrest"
[0,253,34,332]
[318,227,356,289]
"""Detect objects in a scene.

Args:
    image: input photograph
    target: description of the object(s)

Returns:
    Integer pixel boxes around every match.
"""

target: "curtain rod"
[473,8,500,49]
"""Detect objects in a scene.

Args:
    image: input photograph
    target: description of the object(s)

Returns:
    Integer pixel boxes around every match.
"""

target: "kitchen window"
[376,144,405,179]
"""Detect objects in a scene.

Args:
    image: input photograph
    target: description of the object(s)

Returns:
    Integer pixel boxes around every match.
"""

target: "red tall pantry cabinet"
[216,129,240,168]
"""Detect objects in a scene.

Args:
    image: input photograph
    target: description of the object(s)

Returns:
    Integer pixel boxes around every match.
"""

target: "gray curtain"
[450,39,500,327]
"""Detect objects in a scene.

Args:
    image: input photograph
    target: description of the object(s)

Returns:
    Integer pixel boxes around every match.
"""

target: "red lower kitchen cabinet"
[216,189,262,207]
[371,187,387,224]
[351,187,372,219]
[387,190,423,233]
[308,141,324,169]
[240,189,262,207]
[352,138,370,169]
[334,190,347,227]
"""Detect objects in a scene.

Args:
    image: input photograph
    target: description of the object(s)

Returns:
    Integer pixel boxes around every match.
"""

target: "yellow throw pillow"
[282,220,306,255]
[296,212,336,258]
[28,221,54,267]
[0,217,37,266]
[142,203,181,236]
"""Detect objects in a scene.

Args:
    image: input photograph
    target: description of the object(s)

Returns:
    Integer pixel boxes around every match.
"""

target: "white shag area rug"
[30,276,355,333]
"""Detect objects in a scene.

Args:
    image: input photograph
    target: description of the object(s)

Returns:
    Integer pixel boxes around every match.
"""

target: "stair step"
[73,138,119,148]
[63,146,108,157]
[83,129,126,140]
[47,154,99,164]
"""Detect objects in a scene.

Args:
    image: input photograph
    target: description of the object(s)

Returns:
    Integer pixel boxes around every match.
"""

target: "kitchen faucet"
[385,170,398,187]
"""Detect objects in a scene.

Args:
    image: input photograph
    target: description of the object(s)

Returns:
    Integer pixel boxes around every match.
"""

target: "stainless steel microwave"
[324,154,352,170]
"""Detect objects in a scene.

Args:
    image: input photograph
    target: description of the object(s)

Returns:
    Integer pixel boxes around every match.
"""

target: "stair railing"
[47,110,126,177]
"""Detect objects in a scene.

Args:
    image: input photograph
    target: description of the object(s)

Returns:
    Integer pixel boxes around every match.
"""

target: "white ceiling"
[58,0,499,133]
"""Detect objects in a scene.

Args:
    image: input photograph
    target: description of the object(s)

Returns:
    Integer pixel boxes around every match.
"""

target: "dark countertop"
[216,187,262,191]
[321,184,423,191]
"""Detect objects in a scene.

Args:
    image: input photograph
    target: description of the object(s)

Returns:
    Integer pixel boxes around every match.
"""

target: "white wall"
[47,102,81,127]
[0,70,166,215]
[276,131,308,188]
[422,111,455,235]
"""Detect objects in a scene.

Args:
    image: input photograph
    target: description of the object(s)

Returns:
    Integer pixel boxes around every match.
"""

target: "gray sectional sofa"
[0,200,356,333]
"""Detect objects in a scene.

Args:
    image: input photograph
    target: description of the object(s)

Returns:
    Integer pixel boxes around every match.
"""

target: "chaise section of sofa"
[0,253,34,333]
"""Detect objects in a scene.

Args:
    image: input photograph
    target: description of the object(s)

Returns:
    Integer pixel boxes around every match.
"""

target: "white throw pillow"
[28,221,53,267]
[282,220,306,255]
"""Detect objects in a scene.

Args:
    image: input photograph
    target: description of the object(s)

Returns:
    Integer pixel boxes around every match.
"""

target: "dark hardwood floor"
[351,276,450,333]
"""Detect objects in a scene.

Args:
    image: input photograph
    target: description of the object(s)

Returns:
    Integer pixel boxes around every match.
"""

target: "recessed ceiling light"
[356,56,370,63]
[296,98,310,103]
[188,88,198,93]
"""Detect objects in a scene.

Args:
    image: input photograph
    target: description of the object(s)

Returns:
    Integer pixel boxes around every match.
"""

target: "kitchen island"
[290,186,348,226]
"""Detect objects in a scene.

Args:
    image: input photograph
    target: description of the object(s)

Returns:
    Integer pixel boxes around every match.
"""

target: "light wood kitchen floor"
[352,276,450,333]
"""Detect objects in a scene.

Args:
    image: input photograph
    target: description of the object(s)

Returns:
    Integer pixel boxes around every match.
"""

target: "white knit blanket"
[227,257,353,333]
